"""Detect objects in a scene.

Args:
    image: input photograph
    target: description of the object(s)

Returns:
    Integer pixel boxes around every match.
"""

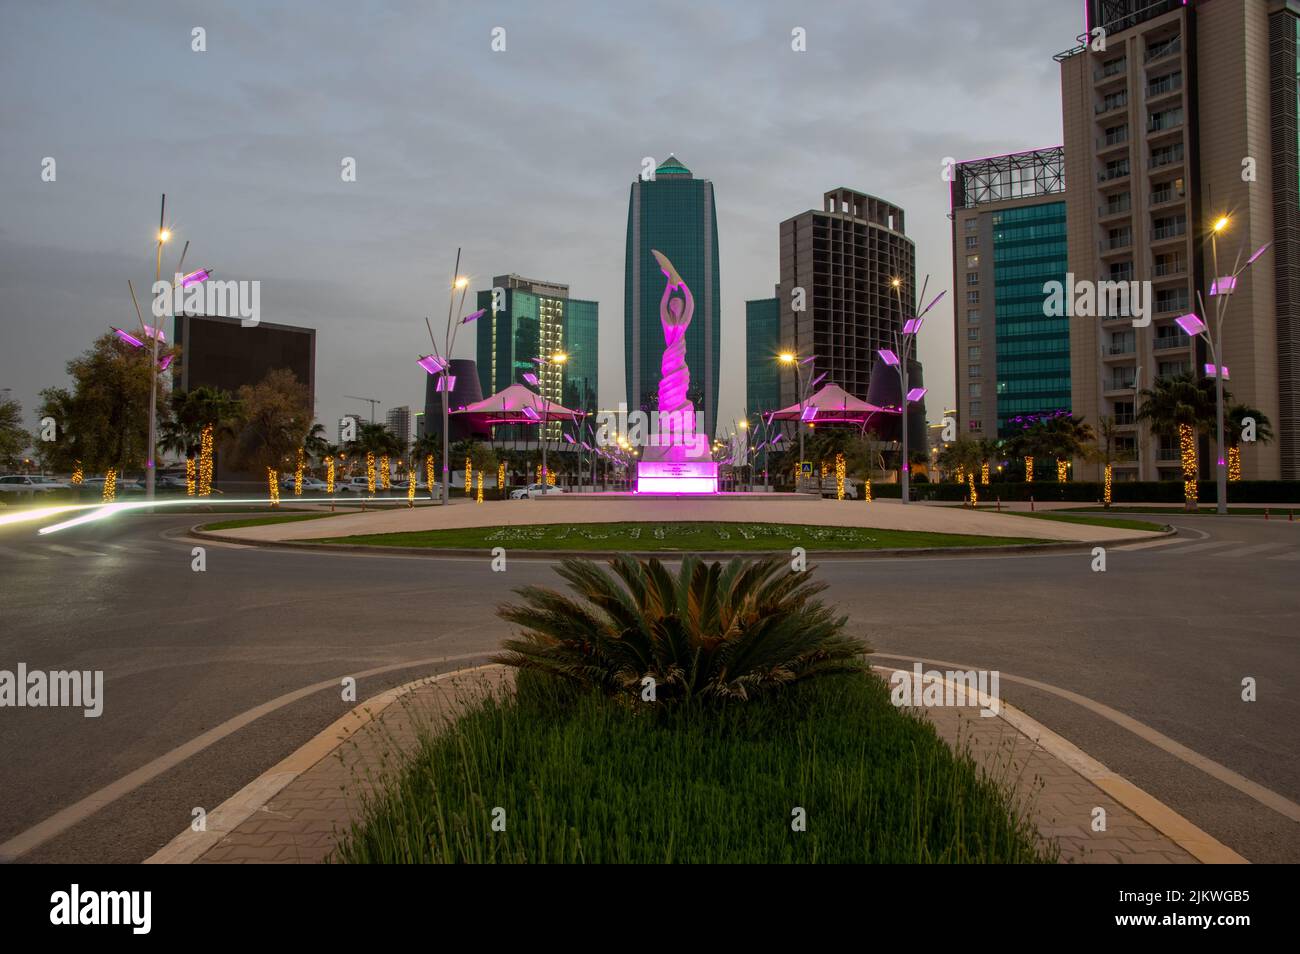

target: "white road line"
[1213,542,1293,559]
[43,544,103,558]
[0,651,492,862]
[1158,540,1238,556]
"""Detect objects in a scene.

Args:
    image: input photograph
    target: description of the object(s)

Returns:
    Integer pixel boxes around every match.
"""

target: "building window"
[967,291,980,305]
[967,327,980,340]
[968,364,981,378]
[968,346,981,360]
[966,254,980,269]
[968,420,982,431]
[968,383,980,397]
[969,401,982,416]
[966,272,979,287]
[967,309,981,323]
[965,235,978,250]
[965,217,978,233]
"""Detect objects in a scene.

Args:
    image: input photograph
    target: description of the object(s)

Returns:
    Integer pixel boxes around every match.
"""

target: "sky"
[0,0,1081,445]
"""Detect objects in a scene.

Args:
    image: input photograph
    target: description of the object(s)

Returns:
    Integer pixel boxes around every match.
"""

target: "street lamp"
[533,351,567,487]
[1184,214,1270,514]
[882,275,945,504]
[778,351,818,490]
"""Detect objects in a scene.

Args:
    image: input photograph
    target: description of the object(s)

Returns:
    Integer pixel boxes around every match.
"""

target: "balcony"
[1095,58,1128,82]
[1098,164,1131,183]
[1106,378,1138,394]
[1145,36,1182,64]
[1100,198,1132,219]
[1146,74,1184,100]
[1096,96,1128,116]
[1149,145,1185,170]
[1147,112,1184,135]
[1100,234,1133,254]
[1154,296,1190,315]
[1151,221,1187,242]
[1153,259,1187,278]
[1154,334,1193,351]
[1113,414,1136,426]
[1104,343,1137,358]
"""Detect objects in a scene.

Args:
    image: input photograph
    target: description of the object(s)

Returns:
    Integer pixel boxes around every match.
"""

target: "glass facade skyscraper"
[625,155,721,438]
[745,296,781,415]
[992,202,1070,435]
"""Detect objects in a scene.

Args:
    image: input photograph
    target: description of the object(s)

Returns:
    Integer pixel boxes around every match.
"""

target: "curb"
[873,665,1247,864]
[187,524,1176,561]
[144,663,504,865]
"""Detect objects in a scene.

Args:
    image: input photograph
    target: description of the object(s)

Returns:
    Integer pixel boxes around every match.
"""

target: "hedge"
[874,480,1300,504]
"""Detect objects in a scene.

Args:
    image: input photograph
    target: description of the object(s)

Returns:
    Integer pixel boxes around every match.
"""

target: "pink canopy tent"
[449,383,582,425]
[766,382,898,427]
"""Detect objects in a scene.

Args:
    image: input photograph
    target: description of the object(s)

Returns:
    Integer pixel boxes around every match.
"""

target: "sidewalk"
[150,664,1237,864]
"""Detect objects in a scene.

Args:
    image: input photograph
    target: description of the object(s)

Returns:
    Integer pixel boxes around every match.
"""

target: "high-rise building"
[950,148,1069,439]
[425,358,488,444]
[745,295,781,416]
[173,313,315,404]
[385,405,411,448]
[1057,0,1296,479]
[625,155,721,438]
[476,274,599,438]
[777,188,921,426]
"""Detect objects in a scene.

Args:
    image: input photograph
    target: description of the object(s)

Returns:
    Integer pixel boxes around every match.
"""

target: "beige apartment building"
[1058,0,1298,480]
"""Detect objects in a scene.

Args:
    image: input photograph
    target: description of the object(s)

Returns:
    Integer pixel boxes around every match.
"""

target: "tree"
[936,436,981,481]
[230,369,313,474]
[36,333,160,475]
[1136,373,1216,509]
[160,385,240,459]
[1225,404,1273,479]
[0,396,32,470]
[303,422,330,463]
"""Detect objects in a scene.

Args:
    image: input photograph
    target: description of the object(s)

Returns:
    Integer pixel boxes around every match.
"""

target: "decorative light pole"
[525,351,567,488]
[881,276,944,504]
[778,352,818,491]
[1179,216,1269,514]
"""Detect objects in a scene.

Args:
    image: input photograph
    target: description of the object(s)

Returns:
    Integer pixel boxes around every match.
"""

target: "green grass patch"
[975,509,1167,532]
[201,511,347,531]
[312,521,1046,551]
[334,672,1054,864]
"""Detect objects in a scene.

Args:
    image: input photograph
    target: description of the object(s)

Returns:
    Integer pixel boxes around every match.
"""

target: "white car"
[509,482,565,500]
[281,476,328,492]
[0,475,62,495]
[158,474,190,489]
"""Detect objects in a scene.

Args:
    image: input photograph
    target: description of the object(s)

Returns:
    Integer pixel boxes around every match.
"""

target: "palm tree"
[1136,373,1216,509]
[1225,404,1273,480]
[1087,416,1133,507]
[495,555,868,705]
[936,436,981,482]
[303,423,329,463]
[161,386,240,458]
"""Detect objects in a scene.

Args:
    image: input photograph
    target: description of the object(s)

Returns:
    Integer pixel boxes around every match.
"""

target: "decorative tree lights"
[1179,423,1198,505]
[980,461,990,485]
[325,457,335,494]
[547,468,557,487]
[198,425,214,496]
[379,455,391,491]
[1104,463,1113,506]
[425,455,434,495]
[267,469,280,507]
[102,469,116,502]
[1056,459,1068,483]
[408,470,416,507]
[864,478,872,503]
[1228,445,1242,481]
[366,452,376,496]
[185,457,196,495]
[968,472,977,507]
[295,449,305,495]
[497,462,506,497]
[71,462,84,486]
[834,454,846,500]
[956,465,966,485]
[1024,456,1034,483]
[536,463,543,484]
[476,471,484,503]
[465,455,472,496]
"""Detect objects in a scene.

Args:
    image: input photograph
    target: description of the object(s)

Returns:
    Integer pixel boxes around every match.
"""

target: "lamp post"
[1180,216,1270,515]
[778,352,816,491]
[533,351,567,488]
[881,276,943,504]
[144,196,171,500]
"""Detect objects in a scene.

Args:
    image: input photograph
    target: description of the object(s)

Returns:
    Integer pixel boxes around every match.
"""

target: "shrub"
[495,555,868,704]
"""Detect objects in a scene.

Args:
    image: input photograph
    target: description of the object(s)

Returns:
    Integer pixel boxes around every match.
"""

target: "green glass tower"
[745,296,780,416]
[625,155,721,438]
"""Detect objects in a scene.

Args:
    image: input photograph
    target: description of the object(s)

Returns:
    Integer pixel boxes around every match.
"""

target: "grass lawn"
[201,511,348,531]
[333,671,1054,864]
[312,521,1047,551]
[973,509,1168,532]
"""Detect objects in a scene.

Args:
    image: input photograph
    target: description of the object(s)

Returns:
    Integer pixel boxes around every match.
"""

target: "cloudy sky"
[0,0,1080,442]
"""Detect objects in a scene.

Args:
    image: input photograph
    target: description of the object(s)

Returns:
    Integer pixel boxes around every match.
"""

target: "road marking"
[0,651,492,862]
[1158,540,1238,556]
[872,652,1300,826]
[1213,542,1293,559]
[145,664,503,864]
[873,665,1246,864]
[44,544,103,558]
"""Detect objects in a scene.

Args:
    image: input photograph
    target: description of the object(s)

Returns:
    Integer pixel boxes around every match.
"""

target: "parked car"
[820,479,860,500]
[509,482,565,500]
[158,474,190,489]
[0,475,63,496]
[280,476,329,492]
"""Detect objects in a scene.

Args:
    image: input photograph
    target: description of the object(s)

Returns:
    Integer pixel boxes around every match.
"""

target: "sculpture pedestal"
[635,457,719,494]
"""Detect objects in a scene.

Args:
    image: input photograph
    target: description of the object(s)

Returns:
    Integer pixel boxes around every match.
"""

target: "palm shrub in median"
[494,554,868,704]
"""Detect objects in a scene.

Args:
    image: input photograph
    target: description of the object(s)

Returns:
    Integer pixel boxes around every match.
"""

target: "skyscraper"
[745,295,781,416]
[475,274,599,438]
[1058,0,1296,479]
[777,188,920,419]
[950,148,1069,438]
[625,155,721,438]
[385,405,411,448]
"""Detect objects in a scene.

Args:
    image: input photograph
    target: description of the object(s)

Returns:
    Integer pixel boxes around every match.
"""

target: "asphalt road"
[0,508,1296,863]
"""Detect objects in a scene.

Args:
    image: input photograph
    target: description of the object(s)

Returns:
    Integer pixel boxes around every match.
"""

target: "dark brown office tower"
[776,189,917,410]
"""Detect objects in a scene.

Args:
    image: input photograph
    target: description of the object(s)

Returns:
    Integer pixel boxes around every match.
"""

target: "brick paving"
[191,666,1197,864]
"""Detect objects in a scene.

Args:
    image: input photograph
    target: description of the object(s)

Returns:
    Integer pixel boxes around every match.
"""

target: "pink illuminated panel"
[636,460,719,494]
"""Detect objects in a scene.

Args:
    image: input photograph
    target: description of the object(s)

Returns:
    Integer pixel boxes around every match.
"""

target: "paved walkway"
[147,664,1233,864]
[210,495,1153,545]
